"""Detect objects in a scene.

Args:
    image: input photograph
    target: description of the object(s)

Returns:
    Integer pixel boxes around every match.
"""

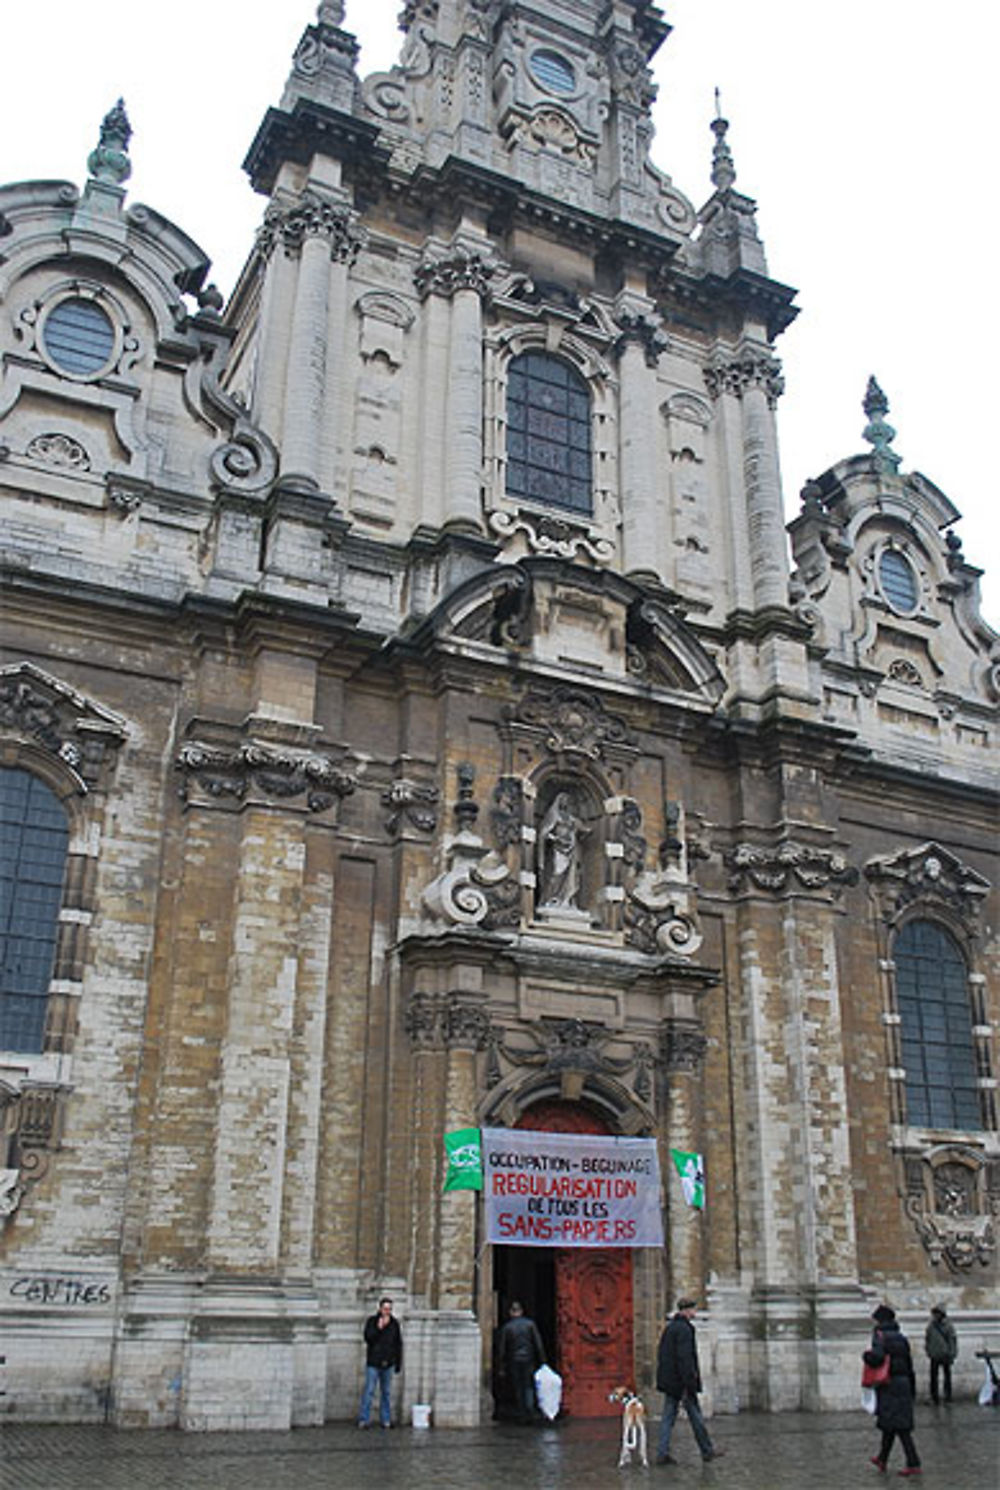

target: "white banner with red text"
[482,1127,664,1247]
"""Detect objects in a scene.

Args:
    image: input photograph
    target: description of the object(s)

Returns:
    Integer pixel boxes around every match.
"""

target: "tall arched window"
[0,767,69,1052]
[506,352,592,515]
[895,919,980,1130]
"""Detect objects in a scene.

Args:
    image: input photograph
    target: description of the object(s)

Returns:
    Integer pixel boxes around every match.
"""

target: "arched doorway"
[493,1099,634,1417]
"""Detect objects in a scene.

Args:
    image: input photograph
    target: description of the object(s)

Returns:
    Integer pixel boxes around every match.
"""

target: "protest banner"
[481,1127,663,1247]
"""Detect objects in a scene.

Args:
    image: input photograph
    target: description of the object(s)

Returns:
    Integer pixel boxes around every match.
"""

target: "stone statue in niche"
[536,791,586,911]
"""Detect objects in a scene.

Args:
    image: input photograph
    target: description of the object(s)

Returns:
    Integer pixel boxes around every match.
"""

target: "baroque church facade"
[1,0,997,1429]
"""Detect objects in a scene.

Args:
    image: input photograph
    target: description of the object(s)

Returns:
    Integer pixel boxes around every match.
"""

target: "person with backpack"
[924,1305,958,1405]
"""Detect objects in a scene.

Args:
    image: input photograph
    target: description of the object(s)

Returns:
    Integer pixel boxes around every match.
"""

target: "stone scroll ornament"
[421,764,517,930]
[622,799,704,957]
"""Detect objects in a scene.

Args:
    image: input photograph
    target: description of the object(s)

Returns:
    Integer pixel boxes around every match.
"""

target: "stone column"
[415,246,493,533]
[251,213,298,442]
[439,993,488,1309]
[205,806,304,1271]
[705,352,789,613]
[278,194,362,493]
[616,309,667,581]
[726,836,861,1409]
[661,1017,707,1307]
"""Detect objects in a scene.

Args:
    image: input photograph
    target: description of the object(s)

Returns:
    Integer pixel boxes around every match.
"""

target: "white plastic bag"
[534,1363,562,1421]
[861,1387,877,1415]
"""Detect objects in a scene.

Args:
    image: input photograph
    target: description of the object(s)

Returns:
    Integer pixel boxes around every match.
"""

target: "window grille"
[0,768,69,1051]
[895,919,980,1129]
[506,353,592,515]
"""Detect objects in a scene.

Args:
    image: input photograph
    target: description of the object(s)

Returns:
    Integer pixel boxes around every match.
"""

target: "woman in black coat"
[864,1304,921,1475]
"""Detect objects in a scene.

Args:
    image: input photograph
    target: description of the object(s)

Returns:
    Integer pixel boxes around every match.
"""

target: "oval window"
[879,549,919,613]
[529,50,576,96]
[43,298,116,377]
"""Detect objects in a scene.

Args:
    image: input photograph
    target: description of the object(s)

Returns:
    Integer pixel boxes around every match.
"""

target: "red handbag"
[862,1334,891,1389]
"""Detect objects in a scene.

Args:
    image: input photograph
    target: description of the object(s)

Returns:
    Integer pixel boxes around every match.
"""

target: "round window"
[529,50,576,96]
[879,549,919,613]
[42,298,116,377]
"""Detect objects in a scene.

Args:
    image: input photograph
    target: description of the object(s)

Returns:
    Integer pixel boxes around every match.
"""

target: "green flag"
[443,1127,483,1192]
[671,1149,705,1210]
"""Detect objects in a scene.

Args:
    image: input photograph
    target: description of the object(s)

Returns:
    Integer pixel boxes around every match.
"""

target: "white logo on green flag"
[444,1127,482,1191]
[671,1149,705,1209]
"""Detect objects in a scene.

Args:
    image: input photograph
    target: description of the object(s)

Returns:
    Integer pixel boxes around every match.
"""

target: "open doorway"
[490,1099,635,1418]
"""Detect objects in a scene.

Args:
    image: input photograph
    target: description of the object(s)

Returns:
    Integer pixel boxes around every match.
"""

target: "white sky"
[2,1,997,621]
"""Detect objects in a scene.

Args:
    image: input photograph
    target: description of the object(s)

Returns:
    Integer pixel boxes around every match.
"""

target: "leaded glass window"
[42,298,115,377]
[896,919,980,1130]
[529,50,576,96]
[879,549,919,614]
[0,768,68,1051]
[506,353,592,515]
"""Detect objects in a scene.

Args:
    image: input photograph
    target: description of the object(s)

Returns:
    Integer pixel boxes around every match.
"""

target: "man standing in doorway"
[358,1296,402,1429]
[498,1300,546,1424]
[656,1297,724,1464]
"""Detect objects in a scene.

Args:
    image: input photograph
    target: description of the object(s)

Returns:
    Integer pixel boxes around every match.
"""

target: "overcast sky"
[2,1,996,621]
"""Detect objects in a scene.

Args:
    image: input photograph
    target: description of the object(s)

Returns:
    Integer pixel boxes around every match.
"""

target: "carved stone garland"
[726,841,858,896]
[176,740,356,813]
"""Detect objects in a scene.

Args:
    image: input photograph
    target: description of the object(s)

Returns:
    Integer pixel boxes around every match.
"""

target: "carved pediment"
[0,661,127,789]
[866,842,989,932]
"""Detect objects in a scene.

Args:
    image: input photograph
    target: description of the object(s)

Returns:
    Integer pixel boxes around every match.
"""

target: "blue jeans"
[658,1392,713,1459]
[359,1364,394,1426]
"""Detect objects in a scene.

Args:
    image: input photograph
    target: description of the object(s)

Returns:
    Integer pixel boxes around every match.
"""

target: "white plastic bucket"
[412,1403,432,1429]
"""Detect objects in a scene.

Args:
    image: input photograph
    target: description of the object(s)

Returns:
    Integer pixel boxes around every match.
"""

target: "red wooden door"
[555,1247,633,1417]
[517,1100,634,1418]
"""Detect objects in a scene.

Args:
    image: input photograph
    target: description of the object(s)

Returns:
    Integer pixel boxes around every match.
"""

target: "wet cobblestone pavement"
[1,1403,996,1489]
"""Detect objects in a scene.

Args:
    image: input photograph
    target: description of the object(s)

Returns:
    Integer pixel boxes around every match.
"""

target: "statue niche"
[534,784,595,927]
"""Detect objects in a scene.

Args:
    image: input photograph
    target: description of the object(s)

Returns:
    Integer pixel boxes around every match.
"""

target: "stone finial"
[710,89,736,190]
[862,375,902,473]
[87,98,132,186]
[316,1,345,21]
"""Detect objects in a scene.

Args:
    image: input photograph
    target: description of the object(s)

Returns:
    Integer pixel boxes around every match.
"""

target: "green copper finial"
[710,91,737,191]
[862,376,901,473]
[87,98,132,186]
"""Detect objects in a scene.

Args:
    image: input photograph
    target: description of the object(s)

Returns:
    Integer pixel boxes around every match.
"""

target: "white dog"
[608,1385,648,1468]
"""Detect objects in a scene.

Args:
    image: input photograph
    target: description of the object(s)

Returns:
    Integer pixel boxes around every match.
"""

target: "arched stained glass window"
[0,768,68,1052]
[506,353,592,516]
[895,919,980,1130]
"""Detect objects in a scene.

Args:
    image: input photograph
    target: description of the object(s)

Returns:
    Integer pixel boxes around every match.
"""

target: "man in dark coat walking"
[655,1297,723,1464]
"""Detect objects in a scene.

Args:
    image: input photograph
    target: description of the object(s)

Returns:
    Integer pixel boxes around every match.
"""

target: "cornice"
[242,100,388,197]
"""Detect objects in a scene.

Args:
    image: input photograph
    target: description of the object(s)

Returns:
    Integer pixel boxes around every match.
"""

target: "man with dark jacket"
[498,1300,546,1423]
[655,1297,723,1464]
[924,1304,958,1404]
[357,1296,403,1428]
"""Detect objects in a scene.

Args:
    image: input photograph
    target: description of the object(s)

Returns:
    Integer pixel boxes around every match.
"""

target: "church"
[1,1,997,1430]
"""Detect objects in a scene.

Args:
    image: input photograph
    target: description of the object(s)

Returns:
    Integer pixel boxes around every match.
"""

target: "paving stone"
[1,1403,996,1489]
